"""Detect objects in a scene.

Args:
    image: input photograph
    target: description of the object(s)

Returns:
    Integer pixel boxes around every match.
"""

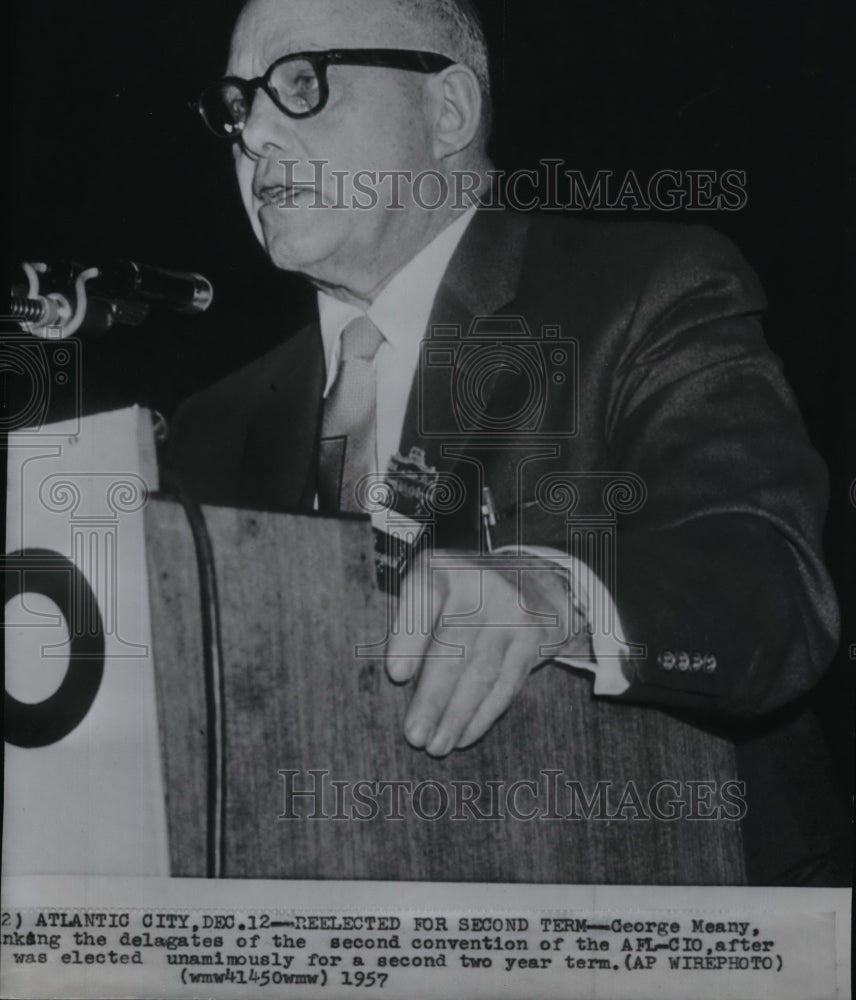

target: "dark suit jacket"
[163,208,845,882]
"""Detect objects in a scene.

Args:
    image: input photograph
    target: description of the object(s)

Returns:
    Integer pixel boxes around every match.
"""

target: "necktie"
[317,315,385,513]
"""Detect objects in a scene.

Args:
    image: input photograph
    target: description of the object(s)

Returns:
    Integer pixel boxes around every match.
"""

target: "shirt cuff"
[494,544,632,697]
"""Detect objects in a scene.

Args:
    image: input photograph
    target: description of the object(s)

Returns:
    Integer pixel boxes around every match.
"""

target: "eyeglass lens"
[204,57,323,136]
[270,58,322,113]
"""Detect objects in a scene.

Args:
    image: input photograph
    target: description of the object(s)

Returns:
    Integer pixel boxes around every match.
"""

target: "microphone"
[10,258,214,337]
[36,258,213,315]
[85,259,213,315]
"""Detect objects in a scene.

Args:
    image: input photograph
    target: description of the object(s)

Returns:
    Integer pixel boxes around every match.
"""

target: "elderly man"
[164,0,844,882]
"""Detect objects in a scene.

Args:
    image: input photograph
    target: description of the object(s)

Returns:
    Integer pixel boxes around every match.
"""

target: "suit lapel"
[393,208,532,545]
[240,321,325,511]
[397,208,532,470]
[441,206,532,317]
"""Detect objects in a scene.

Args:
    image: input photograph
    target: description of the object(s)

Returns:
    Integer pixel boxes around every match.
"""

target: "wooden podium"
[145,499,746,884]
[6,408,745,883]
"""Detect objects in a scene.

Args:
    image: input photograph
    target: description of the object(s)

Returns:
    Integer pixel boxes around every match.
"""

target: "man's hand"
[385,550,589,757]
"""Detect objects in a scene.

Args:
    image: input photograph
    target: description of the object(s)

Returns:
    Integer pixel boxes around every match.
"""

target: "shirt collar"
[317,207,477,394]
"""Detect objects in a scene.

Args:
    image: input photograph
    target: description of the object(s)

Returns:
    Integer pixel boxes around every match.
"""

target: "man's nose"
[238,87,298,158]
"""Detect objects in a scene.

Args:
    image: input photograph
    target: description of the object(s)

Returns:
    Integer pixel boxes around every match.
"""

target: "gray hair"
[236,0,493,131]
[394,0,491,102]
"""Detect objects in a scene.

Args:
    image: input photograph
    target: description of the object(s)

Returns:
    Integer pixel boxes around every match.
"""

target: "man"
[164,0,845,882]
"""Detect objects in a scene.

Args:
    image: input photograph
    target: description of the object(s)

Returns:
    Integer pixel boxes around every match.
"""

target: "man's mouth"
[256,183,316,207]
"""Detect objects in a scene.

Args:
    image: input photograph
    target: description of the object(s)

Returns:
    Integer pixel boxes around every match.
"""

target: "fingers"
[403,631,511,755]
[456,638,532,748]
[384,553,443,683]
[385,628,431,684]
[402,655,472,752]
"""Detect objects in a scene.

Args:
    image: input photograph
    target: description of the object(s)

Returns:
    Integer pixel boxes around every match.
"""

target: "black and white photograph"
[2,0,852,997]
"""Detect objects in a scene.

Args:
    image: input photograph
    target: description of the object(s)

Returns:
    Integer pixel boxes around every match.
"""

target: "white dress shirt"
[316,209,631,695]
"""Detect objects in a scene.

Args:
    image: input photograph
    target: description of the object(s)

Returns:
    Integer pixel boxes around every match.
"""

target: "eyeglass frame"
[196,48,456,138]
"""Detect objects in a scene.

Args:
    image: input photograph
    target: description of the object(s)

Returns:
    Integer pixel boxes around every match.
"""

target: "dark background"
[4,1,852,795]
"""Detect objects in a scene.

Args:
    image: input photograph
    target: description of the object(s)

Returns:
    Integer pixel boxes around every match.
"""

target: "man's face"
[228,0,442,294]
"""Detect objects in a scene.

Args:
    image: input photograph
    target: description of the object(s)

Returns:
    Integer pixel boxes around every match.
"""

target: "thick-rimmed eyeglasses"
[196,48,455,139]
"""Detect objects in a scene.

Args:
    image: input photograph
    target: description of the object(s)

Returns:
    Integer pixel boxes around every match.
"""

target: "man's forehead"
[228,0,431,73]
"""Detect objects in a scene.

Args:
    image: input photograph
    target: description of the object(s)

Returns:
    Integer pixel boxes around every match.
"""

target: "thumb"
[384,635,422,683]
[384,553,441,682]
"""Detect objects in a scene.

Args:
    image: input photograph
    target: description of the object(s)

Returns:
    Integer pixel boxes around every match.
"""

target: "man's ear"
[426,64,483,159]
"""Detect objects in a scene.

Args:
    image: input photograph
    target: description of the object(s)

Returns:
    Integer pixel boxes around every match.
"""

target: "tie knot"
[340,315,384,362]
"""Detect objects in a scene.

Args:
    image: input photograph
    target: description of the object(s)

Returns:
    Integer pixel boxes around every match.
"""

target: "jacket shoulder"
[160,324,322,502]
[524,214,762,291]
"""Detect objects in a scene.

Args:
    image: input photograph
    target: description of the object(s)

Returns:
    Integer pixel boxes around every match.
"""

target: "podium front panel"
[146,499,745,884]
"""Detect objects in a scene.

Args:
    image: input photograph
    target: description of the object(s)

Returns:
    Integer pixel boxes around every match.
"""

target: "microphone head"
[178,272,214,315]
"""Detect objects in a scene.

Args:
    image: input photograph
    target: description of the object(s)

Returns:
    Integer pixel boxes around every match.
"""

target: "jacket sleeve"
[590,226,838,720]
